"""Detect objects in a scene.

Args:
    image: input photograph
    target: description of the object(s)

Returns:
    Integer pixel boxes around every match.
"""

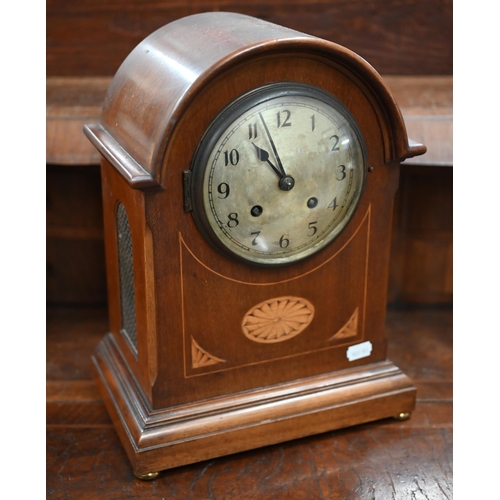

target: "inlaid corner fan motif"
[242,296,315,344]
[191,337,226,368]
[329,307,359,340]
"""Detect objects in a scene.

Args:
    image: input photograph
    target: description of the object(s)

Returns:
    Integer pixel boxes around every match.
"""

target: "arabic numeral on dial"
[224,149,239,166]
[311,114,315,131]
[330,135,340,151]
[251,231,260,246]
[277,110,292,128]
[227,213,239,228]
[279,234,290,248]
[328,197,338,210]
[308,221,318,236]
[217,182,230,199]
[248,123,258,140]
[336,165,347,180]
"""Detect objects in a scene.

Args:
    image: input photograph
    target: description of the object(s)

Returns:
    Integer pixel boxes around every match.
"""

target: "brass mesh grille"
[116,203,137,352]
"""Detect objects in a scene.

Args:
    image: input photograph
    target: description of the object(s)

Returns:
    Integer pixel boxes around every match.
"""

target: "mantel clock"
[84,12,426,479]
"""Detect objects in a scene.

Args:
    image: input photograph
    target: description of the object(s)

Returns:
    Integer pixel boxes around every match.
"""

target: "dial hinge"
[182,170,193,212]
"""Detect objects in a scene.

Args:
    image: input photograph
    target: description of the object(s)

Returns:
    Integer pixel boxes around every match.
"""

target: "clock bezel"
[188,81,369,267]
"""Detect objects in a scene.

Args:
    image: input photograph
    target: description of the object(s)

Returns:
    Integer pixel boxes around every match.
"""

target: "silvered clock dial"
[189,82,367,266]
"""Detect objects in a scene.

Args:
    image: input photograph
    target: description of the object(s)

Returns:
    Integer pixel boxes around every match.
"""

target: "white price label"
[346,341,373,361]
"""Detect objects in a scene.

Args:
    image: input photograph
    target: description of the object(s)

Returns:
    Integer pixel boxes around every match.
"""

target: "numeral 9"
[217,182,230,199]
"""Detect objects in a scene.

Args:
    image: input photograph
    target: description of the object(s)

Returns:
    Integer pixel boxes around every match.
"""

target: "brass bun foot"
[134,471,159,481]
[393,411,411,421]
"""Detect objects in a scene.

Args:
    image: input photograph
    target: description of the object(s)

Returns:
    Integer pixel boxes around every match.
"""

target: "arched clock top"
[84,12,425,189]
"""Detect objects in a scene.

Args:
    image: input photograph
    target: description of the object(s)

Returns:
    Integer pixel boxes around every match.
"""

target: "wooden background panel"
[46,165,104,230]
[46,76,453,167]
[46,165,108,305]
[46,78,111,165]
[46,0,452,77]
[384,76,453,167]
[388,165,453,305]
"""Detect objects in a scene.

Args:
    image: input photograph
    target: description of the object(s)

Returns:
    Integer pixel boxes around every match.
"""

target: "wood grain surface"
[46,76,452,308]
[46,0,452,77]
[46,304,452,498]
[46,76,452,167]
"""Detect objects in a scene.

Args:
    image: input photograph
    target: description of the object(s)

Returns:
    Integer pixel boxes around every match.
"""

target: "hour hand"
[252,143,295,191]
[252,143,283,179]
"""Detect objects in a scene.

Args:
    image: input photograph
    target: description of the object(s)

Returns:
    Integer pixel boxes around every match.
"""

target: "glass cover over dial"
[190,82,367,266]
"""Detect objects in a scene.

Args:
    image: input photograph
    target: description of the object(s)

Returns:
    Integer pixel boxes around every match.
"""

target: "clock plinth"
[84,12,425,477]
[93,332,415,477]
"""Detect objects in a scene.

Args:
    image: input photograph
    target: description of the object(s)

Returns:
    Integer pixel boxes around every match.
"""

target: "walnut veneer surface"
[46,304,452,499]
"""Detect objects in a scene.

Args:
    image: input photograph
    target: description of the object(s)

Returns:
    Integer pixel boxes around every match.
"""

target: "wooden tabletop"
[46,304,452,498]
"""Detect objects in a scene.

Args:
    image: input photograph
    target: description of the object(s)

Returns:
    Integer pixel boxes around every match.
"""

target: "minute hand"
[258,112,287,177]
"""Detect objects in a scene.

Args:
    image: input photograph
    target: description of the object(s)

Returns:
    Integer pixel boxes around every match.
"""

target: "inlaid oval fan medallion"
[242,296,315,343]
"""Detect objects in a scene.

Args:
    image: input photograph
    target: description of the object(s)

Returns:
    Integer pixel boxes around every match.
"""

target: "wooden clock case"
[84,12,426,478]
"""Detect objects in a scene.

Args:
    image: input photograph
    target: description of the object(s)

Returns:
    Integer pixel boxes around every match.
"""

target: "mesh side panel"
[116,203,137,352]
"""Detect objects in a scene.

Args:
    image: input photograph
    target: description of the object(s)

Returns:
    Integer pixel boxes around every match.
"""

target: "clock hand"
[251,143,295,191]
[254,113,295,191]
[258,112,287,177]
[252,143,283,179]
